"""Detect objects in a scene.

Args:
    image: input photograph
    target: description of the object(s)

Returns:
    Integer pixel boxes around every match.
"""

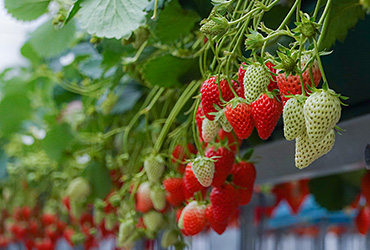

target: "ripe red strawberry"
[64,228,75,246]
[205,146,235,187]
[276,59,321,106]
[183,163,207,197]
[361,171,370,204]
[201,77,243,120]
[216,129,242,153]
[355,206,370,235]
[210,184,240,222]
[231,161,256,205]
[163,177,185,207]
[205,204,228,235]
[251,93,283,140]
[136,182,153,213]
[21,206,32,221]
[266,62,278,91]
[171,144,197,174]
[181,201,207,236]
[41,213,56,226]
[224,99,254,140]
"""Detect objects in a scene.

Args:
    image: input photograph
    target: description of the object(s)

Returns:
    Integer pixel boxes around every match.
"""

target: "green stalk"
[153,80,201,153]
[313,0,323,19]
[192,98,204,156]
[313,39,328,84]
[123,86,161,153]
[277,0,301,30]
[317,0,332,48]
[151,0,159,20]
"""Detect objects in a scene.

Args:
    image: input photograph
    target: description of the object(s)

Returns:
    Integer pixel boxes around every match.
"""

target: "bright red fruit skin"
[251,93,283,140]
[225,102,254,139]
[210,184,240,223]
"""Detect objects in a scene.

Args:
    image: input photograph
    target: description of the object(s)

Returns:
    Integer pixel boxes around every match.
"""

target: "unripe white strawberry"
[202,118,220,143]
[243,63,270,103]
[65,177,90,201]
[143,210,164,232]
[191,156,215,187]
[144,154,165,183]
[295,129,335,169]
[304,89,341,143]
[283,97,306,141]
[219,111,233,132]
[150,184,166,211]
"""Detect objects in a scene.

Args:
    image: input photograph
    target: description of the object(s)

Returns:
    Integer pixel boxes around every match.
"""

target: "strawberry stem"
[192,98,205,156]
[154,80,201,153]
[313,39,328,85]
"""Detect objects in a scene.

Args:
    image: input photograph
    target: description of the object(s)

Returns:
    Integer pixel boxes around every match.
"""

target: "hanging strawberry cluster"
[197,0,347,171]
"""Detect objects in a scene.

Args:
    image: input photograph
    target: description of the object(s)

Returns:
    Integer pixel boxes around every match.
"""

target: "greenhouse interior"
[0,0,369,249]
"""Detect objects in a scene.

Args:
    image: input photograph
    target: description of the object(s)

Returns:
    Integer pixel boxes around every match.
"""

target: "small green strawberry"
[161,229,179,248]
[295,129,335,169]
[144,154,165,183]
[202,118,221,143]
[243,63,270,103]
[143,210,164,232]
[200,17,228,36]
[304,88,341,143]
[283,96,306,141]
[117,219,136,246]
[191,156,215,187]
[65,177,90,202]
[150,184,167,211]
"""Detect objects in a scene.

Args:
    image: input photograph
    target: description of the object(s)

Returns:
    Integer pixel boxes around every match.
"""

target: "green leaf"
[151,0,200,43]
[4,0,50,21]
[20,42,42,65]
[83,162,113,199]
[78,57,103,79]
[65,0,84,25]
[111,82,143,114]
[78,0,148,39]
[0,79,32,135]
[309,175,360,211]
[319,0,366,50]
[41,123,75,161]
[142,54,199,87]
[29,19,76,58]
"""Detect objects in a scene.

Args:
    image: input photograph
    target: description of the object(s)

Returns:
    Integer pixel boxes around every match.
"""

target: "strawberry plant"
[0,0,368,248]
